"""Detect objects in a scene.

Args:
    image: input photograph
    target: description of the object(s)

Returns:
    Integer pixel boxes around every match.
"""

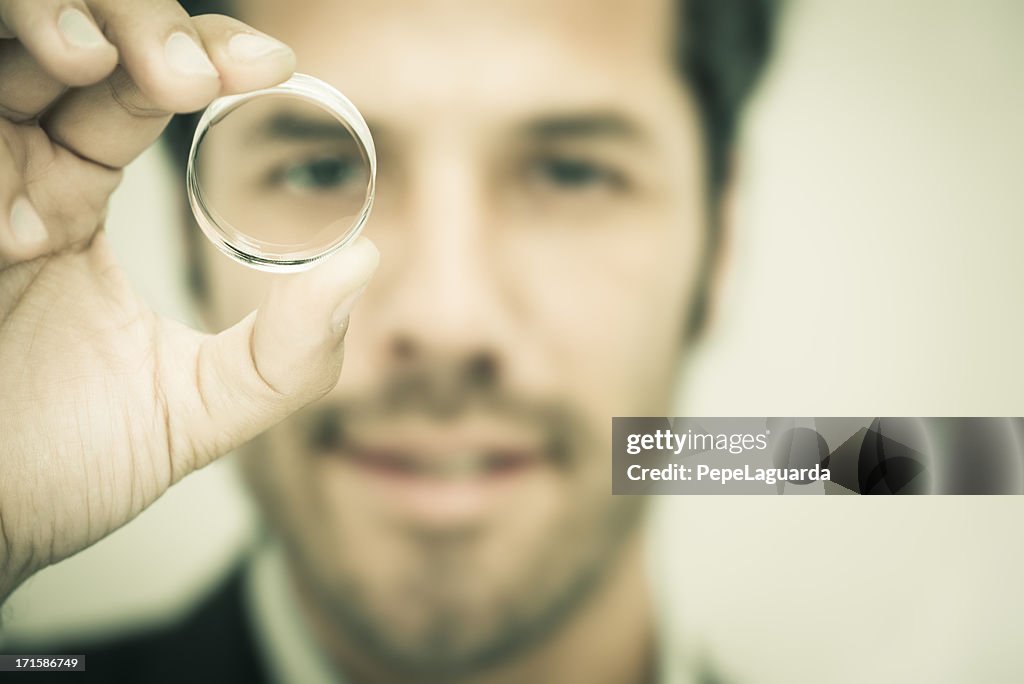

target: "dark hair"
[165,0,778,331]
[675,0,777,338]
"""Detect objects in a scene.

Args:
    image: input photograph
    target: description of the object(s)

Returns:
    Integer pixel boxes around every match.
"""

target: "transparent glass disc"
[186,73,376,273]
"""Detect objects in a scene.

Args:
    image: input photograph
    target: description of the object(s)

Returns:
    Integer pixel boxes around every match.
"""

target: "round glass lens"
[187,74,375,272]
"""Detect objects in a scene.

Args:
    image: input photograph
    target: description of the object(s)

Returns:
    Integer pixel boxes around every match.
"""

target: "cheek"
[498,198,704,417]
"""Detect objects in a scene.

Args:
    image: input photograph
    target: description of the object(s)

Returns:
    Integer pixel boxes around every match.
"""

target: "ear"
[685,152,740,343]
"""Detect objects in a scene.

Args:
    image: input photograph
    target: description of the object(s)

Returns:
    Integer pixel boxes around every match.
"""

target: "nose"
[367,140,510,381]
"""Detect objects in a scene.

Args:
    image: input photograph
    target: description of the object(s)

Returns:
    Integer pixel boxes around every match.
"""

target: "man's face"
[197,0,707,673]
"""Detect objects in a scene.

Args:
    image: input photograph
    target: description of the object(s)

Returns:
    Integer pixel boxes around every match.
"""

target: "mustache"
[297,359,581,468]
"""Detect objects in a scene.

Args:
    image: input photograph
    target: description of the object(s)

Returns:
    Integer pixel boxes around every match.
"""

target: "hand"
[0,0,379,600]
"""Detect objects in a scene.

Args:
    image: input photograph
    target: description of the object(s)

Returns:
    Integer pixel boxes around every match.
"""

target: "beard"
[285,481,645,681]
[242,355,648,680]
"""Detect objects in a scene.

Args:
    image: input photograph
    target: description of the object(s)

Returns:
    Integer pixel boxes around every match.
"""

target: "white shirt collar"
[244,540,344,684]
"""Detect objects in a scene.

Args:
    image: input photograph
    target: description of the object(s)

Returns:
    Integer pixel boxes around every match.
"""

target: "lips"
[314,437,547,526]
[321,416,546,477]
[344,445,543,479]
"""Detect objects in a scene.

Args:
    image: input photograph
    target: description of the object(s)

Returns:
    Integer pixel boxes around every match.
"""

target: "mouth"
[345,445,543,479]
[315,423,553,524]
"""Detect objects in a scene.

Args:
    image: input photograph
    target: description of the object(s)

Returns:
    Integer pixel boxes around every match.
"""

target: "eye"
[272,155,361,193]
[529,155,625,191]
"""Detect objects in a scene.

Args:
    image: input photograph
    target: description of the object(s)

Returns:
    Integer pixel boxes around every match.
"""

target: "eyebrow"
[249,110,647,147]
[521,112,648,143]
[250,111,357,142]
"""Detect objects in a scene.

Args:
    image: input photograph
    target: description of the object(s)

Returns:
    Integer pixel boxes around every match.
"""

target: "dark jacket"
[5,567,270,684]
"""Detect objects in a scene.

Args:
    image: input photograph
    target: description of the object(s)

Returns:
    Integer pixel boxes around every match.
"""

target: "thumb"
[178,236,379,469]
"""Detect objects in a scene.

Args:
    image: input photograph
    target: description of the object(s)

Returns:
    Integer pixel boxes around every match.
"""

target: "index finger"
[42,13,295,170]
[0,0,117,86]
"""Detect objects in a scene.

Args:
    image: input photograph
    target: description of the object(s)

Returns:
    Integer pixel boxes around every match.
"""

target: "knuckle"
[104,69,167,120]
[42,160,122,238]
[0,102,39,125]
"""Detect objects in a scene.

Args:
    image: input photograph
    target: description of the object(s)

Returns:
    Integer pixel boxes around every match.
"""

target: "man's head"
[168,0,774,677]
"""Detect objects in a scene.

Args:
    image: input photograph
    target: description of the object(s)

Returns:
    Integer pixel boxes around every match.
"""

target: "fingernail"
[331,284,368,334]
[164,32,218,78]
[57,8,108,49]
[228,33,291,61]
[10,197,48,245]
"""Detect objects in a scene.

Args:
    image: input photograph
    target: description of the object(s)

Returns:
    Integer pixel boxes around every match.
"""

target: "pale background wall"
[3,1,1023,681]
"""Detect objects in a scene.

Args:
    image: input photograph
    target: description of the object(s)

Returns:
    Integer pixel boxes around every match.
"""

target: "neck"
[293,529,656,684]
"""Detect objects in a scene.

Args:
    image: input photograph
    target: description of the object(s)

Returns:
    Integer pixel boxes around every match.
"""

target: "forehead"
[237,0,686,132]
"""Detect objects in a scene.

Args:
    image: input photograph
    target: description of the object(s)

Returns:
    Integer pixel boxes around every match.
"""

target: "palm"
[0,118,237,585]
[0,200,192,567]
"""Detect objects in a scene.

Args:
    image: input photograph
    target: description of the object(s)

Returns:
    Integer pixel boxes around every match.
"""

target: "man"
[0,0,774,681]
